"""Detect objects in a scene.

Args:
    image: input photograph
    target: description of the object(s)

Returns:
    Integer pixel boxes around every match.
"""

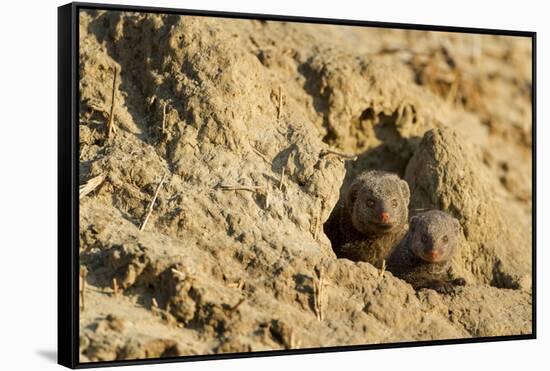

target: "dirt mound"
[78,10,532,362]
[405,128,531,289]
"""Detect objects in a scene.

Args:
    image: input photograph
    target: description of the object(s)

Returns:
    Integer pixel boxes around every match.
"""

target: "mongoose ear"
[400,179,410,202]
[409,216,419,232]
[344,181,362,211]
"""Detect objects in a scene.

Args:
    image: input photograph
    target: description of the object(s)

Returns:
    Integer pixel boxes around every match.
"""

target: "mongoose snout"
[380,211,390,223]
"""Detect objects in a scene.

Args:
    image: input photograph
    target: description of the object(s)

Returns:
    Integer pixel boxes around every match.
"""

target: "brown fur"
[387,210,466,293]
[335,170,410,267]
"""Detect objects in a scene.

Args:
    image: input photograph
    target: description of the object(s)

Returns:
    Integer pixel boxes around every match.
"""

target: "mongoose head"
[408,210,461,263]
[346,170,410,235]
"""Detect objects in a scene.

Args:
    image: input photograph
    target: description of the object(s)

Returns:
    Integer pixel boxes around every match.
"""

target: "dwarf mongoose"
[336,170,410,267]
[387,210,466,293]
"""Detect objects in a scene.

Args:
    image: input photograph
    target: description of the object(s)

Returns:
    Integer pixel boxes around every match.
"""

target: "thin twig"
[107,66,118,139]
[289,329,301,349]
[251,146,272,164]
[320,148,357,160]
[171,267,197,282]
[226,279,245,290]
[151,297,159,315]
[377,259,386,286]
[171,268,186,279]
[278,166,286,191]
[139,174,167,231]
[312,199,322,241]
[314,266,325,321]
[79,173,107,199]
[161,101,167,135]
[219,184,265,192]
[112,277,119,297]
[80,266,87,312]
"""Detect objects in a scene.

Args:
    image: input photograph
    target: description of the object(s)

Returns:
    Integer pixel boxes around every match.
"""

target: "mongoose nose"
[427,250,438,259]
[380,212,390,223]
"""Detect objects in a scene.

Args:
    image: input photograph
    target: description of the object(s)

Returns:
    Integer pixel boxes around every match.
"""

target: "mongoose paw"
[425,280,460,294]
[451,277,466,286]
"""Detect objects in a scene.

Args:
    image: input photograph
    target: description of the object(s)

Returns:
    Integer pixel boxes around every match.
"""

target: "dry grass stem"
[312,199,322,241]
[288,329,301,349]
[377,259,386,286]
[139,173,167,232]
[278,166,286,191]
[112,278,119,297]
[313,267,325,321]
[151,297,159,315]
[171,267,197,282]
[220,184,265,192]
[161,101,167,135]
[79,172,107,199]
[80,266,88,312]
[171,268,187,279]
[226,279,245,290]
[313,217,320,241]
[251,146,271,164]
[107,66,118,139]
[320,148,357,160]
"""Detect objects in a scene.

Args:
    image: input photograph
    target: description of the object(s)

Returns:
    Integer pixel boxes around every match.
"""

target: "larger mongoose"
[387,210,466,294]
[335,170,410,267]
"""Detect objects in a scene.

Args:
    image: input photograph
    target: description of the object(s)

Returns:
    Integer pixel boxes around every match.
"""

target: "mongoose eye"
[391,199,398,208]
[366,199,375,208]
[421,234,429,243]
[442,235,449,243]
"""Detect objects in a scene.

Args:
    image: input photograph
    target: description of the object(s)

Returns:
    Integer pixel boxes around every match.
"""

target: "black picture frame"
[58,2,537,369]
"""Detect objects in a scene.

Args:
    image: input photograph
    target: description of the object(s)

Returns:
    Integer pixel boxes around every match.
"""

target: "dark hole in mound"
[360,107,375,121]
[323,137,420,256]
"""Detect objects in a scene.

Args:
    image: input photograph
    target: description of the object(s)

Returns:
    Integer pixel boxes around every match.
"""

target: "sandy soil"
[77,10,532,363]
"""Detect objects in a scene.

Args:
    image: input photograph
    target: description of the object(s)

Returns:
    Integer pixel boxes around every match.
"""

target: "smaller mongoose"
[335,170,410,267]
[387,210,466,294]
